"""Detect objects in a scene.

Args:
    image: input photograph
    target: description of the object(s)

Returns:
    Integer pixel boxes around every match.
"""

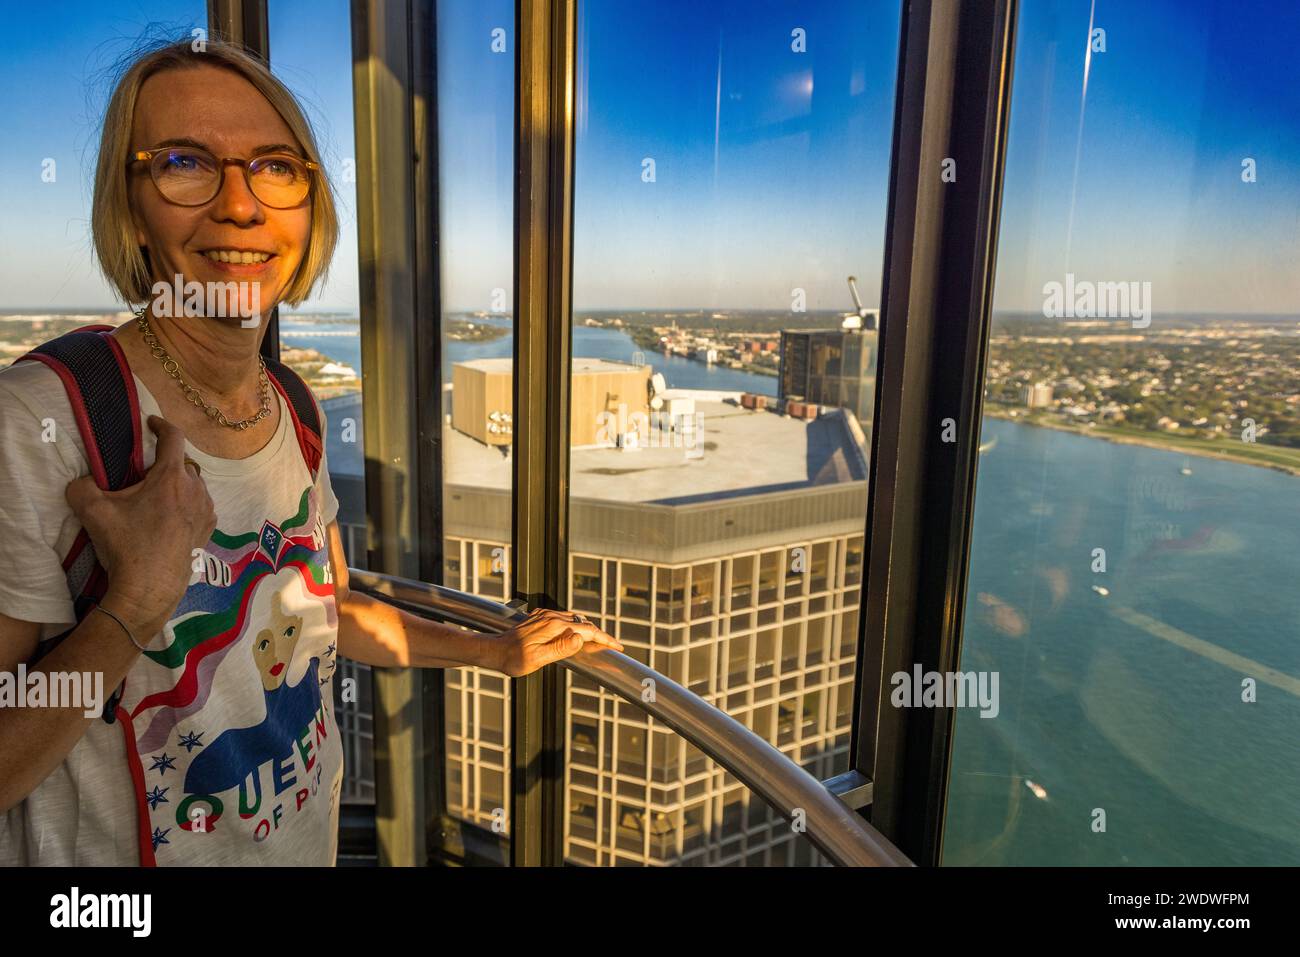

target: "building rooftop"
[459,356,648,376]
[456,357,514,374]
[323,390,867,505]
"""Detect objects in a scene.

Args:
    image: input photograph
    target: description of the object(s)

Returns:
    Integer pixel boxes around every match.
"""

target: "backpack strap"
[15,325,156,866]
[263,356,324,482]
[18,326,145,493]
[17,327,145,628]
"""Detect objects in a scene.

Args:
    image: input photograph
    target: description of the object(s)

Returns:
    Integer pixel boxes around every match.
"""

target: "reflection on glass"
[435,0,517,836]
[0,3,204,320]
[268,0,372,805]
[564,712,825,866]
[944,0,1300,866]
[560,0,901,864]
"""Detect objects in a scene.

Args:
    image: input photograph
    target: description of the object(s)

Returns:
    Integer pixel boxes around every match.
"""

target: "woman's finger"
[148,415,188,469]
[532,628,582,666]
[578,630,623,651]
[538,620,620,651]
[64,474,104,514]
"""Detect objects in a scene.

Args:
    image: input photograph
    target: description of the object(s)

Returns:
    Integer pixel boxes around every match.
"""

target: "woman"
[0,38,621,866]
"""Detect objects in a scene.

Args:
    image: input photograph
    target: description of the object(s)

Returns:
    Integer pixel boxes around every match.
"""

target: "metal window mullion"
[351,0,443,867]
[510,0,577,868]
[850,0,1018,866]
[207,0,280,361]
[409,0,451,868]
[207,0,269,55]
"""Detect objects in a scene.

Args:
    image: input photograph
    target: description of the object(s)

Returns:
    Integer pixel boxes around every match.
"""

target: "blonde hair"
[91,38,339,308]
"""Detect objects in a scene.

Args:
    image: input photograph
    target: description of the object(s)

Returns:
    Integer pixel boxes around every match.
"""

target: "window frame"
[248,0,1022,866]
[850,0,1018,865]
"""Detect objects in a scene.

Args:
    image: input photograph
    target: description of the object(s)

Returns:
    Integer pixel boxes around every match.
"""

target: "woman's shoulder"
[0,355,71,402]
[0,359,87,477]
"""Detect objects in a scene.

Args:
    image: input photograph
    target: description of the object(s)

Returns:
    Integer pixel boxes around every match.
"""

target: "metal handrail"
[349,568,912,867]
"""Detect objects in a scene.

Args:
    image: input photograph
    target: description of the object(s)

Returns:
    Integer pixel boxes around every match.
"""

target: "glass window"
[844,534,864,587]
[619,562,652,619]
[780,622,803,674]
[444,540,464,590]
[944,0,1300,866]
[0,2,205,325]
[758,551,782,605]
[561,0,900,863]
[655,566,687,623]
[432,0,518,837]
[783,545,806,599]
[268,0,373,809]
[572,554,603,612]
[688,644,713,695]
[729,555,755,610]
[270,0,364,427]
[689,561,716,619]
[810,541,831,593]
[617,724,647,777]
[473,541,507,599]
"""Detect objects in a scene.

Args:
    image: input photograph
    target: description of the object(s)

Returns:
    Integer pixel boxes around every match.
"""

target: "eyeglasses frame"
[127,147,321,209]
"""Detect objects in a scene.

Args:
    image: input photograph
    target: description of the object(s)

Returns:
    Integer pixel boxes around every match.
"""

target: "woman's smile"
[194,246,280,279]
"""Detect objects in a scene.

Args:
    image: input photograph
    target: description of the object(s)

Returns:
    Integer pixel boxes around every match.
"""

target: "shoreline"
[281,329,1298,478]
[985,409,1300,477]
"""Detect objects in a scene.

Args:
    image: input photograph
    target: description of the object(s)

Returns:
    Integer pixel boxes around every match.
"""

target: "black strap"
[264,355,323,480]
[25,329,140,491]
[19,328,139,723]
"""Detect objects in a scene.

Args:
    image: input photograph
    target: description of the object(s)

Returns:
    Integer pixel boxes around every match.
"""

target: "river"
[282,315,1300,865]
[279,315,778,395]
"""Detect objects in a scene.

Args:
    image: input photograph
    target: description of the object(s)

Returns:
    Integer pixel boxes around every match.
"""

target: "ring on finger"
[184,456,201,477]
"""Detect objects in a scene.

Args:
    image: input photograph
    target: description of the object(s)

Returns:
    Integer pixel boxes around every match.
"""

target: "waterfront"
[281,315,1299,863]
[278,315,779,397]
[279,313,1300,473]
[3,310,1295,864]
[946,416,1300,865]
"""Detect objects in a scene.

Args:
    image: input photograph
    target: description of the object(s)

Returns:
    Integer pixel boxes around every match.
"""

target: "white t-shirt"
[0,355,344,866]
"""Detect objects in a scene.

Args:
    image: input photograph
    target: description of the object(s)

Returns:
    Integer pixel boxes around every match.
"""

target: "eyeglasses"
[128,146,319,209]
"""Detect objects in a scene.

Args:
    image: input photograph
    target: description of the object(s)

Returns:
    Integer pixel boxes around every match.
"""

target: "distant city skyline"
[1,0,1296,315]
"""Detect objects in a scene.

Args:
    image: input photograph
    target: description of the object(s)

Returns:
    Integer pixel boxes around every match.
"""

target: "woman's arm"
[327,522,623,676]
[0,416,216,813]
[0,601,166,814]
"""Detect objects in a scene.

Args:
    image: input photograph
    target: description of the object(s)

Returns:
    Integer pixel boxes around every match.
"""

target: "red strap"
[266,369,323,480]
[17,327,144,490]
[21,325,152,864]
[114,697,156,866]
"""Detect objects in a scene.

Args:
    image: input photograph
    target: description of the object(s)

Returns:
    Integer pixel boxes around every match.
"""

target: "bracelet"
[92,603,151,652]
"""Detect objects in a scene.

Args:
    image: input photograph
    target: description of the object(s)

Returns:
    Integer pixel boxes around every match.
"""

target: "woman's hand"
[64,415,217,634]
[493,608,624,678]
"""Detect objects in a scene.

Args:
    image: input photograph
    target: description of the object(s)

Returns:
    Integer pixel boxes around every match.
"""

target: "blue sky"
[995,0,1300,317]
[0,0,1296,316]
[436,0,900,313]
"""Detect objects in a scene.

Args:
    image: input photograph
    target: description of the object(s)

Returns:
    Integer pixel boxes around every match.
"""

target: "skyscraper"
[324,358,872,865]
[779,328,878,435]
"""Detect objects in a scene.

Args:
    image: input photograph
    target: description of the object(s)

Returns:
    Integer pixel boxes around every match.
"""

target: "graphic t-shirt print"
[123,484,340,860]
